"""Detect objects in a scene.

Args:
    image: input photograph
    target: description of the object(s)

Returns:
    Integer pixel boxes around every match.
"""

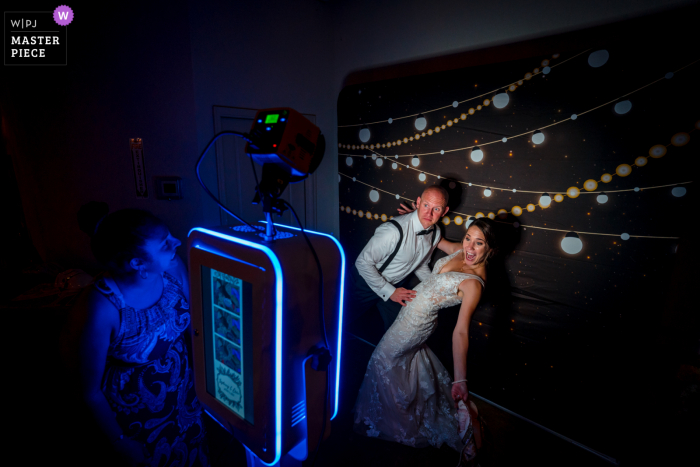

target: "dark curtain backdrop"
[337,13,697,459]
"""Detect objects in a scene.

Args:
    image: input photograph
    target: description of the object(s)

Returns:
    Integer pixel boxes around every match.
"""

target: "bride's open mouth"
[466,252,476,262]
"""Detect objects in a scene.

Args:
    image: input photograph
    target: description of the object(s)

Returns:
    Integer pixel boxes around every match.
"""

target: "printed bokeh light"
[359,126,370,143]
[415,114,427,131]
[492,92,510,109]
[539,192,552,207]
[561,232,583,254]
[470,147,484,162]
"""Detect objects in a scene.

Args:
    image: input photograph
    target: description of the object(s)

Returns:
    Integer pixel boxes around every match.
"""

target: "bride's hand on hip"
[397,202,416,215]
[451,381,469,408]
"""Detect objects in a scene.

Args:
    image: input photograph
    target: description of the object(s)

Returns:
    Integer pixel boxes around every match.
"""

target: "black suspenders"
[377,221,436,274]
[377,220,402,274]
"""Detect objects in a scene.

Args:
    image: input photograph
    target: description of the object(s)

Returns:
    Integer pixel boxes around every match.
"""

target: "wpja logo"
[4,5,73,66]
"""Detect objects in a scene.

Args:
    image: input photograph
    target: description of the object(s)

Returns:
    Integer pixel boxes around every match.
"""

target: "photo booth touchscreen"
[201,266,254,425]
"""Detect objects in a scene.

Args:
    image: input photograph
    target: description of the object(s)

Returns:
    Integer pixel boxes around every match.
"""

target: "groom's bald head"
[416,185,450,229]
[421,185,449,206]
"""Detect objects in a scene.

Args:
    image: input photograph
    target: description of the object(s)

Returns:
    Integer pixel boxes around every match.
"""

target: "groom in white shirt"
[350,185,450,331]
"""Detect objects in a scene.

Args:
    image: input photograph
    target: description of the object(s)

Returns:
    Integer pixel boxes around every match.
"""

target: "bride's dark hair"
[464,218,498,260]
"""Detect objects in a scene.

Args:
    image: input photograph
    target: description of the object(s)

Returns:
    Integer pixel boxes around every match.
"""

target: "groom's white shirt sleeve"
[355,220,401,301]
[355,211,441,302]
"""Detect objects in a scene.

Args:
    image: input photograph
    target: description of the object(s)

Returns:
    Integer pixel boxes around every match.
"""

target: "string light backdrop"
[337,21,697,459]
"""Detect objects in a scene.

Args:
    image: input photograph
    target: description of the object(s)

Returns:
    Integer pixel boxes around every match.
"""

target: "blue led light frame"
[261,221,346,420]
[192,243,266,271]
[189,227,283,466]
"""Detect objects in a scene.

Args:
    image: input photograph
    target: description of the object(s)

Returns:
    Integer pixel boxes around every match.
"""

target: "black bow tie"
[416,228,434,236]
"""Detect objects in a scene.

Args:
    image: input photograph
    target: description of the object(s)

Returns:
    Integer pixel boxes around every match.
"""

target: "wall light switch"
[154,176,183,200]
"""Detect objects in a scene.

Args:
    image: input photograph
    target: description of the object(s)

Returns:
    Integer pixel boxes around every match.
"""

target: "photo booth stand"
[188,223,345,466]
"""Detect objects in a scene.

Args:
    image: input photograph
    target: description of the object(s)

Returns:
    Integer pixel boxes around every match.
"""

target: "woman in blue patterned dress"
[76,208,208,466]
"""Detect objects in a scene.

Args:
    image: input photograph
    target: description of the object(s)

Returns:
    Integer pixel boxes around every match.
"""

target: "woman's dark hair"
[77,201,109,237]
[464,218,498,260]
[78,205,167,272]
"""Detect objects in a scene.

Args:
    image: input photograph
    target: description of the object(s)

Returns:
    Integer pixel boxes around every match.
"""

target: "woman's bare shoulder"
[458,276,483,293]
[77,286,120,329]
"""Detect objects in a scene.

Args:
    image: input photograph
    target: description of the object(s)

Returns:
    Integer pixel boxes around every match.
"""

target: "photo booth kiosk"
[189,107,343,466]
[188,223,345,466]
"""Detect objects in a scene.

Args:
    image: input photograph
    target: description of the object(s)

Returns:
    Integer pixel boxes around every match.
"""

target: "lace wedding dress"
[353,250,483,459]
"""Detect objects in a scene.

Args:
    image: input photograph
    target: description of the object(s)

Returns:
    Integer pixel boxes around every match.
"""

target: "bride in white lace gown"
[354,219,496,463]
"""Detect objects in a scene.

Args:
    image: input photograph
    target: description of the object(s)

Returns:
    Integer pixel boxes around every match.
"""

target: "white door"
[213,106,317,230]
